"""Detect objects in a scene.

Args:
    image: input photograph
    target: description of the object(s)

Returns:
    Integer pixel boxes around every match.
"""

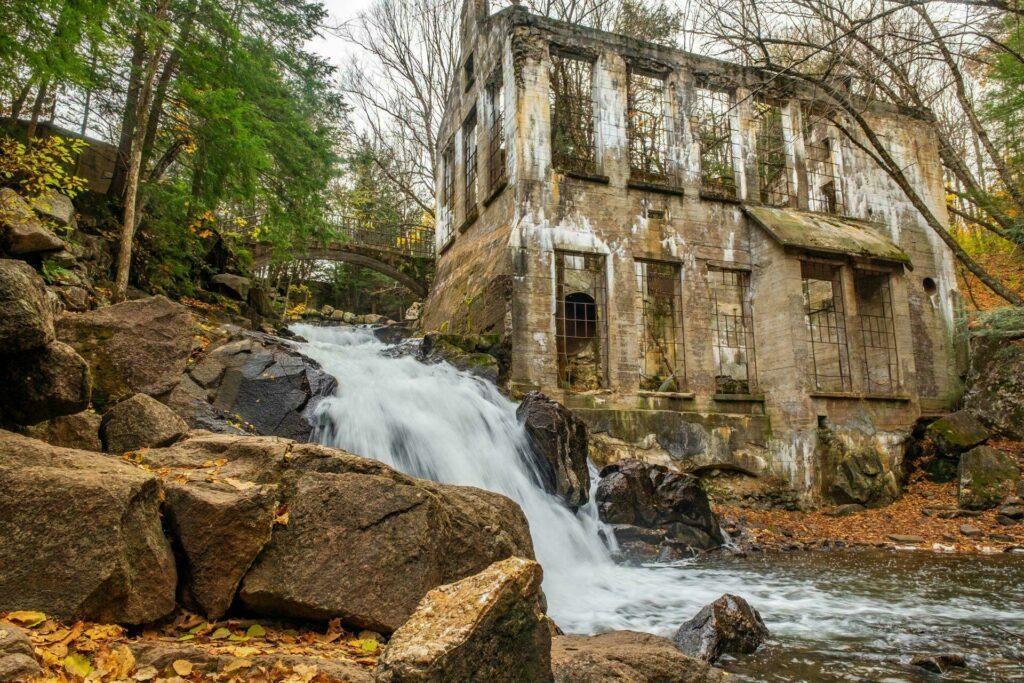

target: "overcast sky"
[308,0,378,69]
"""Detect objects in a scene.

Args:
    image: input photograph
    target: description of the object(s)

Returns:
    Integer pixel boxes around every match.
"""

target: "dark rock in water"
[673,594,769,663]
[0,258,56,352]
[0,341,91,425]
[825,503,866,517]
[101,393,189,453]
[164,374,252,435]
[164,479,278,620]
[20,411,103,451]
[0,430,177,624]
[0,623,41,681]
[909,653,966,673]
[373,322,414,345]
[963,337,1024,440]
[552,630,730,683]
[958,445,1021,510]
[517,392,590,509]
[57,295,194,407]
[926,411,989,458]
[596,459,723,553]
[376,558,551,683]
[419,332,502,383]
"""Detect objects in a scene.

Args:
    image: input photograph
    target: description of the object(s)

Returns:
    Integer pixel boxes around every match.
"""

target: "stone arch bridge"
[250,221,434,299]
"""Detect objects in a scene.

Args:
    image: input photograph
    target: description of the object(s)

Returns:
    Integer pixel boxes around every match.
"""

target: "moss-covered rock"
[925,410,989,457]
[958,445,1020,510]
[823,432,900,508]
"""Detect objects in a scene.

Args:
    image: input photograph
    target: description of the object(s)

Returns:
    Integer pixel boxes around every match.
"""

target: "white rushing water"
[290,324,1024,679]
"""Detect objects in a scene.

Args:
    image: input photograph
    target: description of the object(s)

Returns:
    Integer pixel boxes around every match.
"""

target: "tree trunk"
[109,31,149,199]
[25,79,50,143]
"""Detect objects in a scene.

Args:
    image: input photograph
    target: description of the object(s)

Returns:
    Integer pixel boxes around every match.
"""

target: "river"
[292,324,1024,682]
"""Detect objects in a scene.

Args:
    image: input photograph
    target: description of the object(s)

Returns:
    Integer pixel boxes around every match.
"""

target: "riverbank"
[717,439,1024,554]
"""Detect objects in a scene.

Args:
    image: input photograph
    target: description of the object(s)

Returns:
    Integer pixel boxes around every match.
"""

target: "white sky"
[307,0,379,69]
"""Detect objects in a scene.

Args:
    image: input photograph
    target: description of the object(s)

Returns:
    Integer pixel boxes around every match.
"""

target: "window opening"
[802,261,852,392]
[550,53,596,175]
[753,98,795,207]
[555,251,607,391]
[487,76,507,191]
[463,109,478,218]
[855,271,899,394]
[708,266,756,393]
[464,52,475,92]
[628,70,673,185]
[803,106,845,214]
[439,142,455,247]
[636,260,685,391]
[692,86,738,198]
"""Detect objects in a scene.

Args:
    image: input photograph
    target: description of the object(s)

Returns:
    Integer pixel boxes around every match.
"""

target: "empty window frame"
[463,109,478,218]
[691,86,738,198]
[439,142,455,247]
[555,251,607,391]
[855,270,899,394]
[635,260,685,392]
[628,70,672,184]
[753,98,795,207]
[802,106,845,214]
[801,261,852,392]
[464,52,475,92]
[707,266,756,394]
[487,75,507,191]
[550,53,596,175]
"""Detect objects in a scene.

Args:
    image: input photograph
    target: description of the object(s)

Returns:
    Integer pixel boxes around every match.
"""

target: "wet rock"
[164,373,251,435]
[57,295,194,407]
[909,653,966,673]
[925,411,989,457]
[0,188,64,254]
[0,430,176,624]
[596,459,723,552]
[101,393,189,453]
[211,273,251,300]
[0,341,91,425]
[32,188,75,227]
[0,258,56,352]
[825,437,899,508]
[553,630,730,683]
[373,322,414,345]
[164,480,278,619]
[421,334,500,383]
[958,445,1021,510]
[0,623,41,681]
[672,594,769,663]
[963,337,1024,440]
[375,557,551,683]
[517,392,590,509]
[320,304,334,318]
[888,534,925,544]
[21,410,103,451]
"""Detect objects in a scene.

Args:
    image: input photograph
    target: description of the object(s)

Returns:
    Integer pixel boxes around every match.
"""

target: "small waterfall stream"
[292,324,1024,681]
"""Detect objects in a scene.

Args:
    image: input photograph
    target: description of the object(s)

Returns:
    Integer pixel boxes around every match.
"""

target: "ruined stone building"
[422,1,964,504]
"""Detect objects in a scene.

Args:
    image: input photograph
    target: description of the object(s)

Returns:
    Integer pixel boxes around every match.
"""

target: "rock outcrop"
[925,411,989,458]
[958,445,1021,510]
[0,341,92,425]
[964,337,1024,441]
[21,411,103,451]
[420,332,502,383]
[517,392,590,509]
[551,631,730,683]
[101,393,189,453]
[0,430,177,624]
[0,623,41,681]
[0,259,56,352]
[57,295,194,407]
[0,188,64,255]
[823,433,900,508]
[375,557,551,682]
[210,273,251,300]
[596,460,723,559]
[672,594,769,664]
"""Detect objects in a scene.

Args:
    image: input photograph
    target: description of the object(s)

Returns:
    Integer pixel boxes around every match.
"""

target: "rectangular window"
[555,251,607,391]
[802,107,845,214]
[691,86,738,198]
[464,52,475,92]
[753,98,794,207]
[550,53,596,175]
[628,70,672,185]
[708,267,756,394]
[855,271,899,394]
[463,109,478,220]
[488,76,507,191]
[802,261,852,392]
[439,142,455,247]
[635,260,685,392]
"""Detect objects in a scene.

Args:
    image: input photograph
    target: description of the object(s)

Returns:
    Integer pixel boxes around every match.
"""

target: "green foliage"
[973,307,1024,335]
[40,258,71,284]
[0,134,87,199]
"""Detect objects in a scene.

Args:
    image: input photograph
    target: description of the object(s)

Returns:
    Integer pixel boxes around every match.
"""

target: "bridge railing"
[328,213,435,259]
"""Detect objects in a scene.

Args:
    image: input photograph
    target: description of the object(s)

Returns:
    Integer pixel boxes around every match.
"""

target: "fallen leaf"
[229,646,260,658]
[63,653,92,677]
[177,634,195,642]
[172,659,194,676]
[211,627,231,640]
[134,665,158,681]
[223,658,253,673]
[5,611,47,627]
[246,624,266,638]
[99,644,135,678]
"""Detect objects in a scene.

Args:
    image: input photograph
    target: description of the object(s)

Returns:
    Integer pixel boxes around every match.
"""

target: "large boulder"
[552,631,730,683]
[0,430,177,624]
[925,410,989,458]
[958,445,1021,510]
[187,333,336,441]
[135,433,535,633]
[0,341,91,425]
[420,332,501,383]
[32,189,75,227]
[673,594,769,664]
[57,295,194,407]
[0,623,41,682]
[517,392,590,509]
[210,273,251,301]
[375,557,551,683]
[0,188,64,254]
[101,392,189,453]
[0,259,55,352]
[963,337,1024,440]
[822,432,900,508]
[21,410,103,451]
[596,460,723,557]
[164,480,278,619]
